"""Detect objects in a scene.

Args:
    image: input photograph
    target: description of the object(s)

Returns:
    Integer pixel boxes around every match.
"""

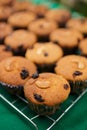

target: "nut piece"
[35,80,50,89]
[72,59,85,69]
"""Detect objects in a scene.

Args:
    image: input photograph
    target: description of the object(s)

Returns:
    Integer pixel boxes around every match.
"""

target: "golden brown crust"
[66,18,87,34]
[79,39,87,55]
[0,56,37,86]
[5,30,37,49]
[50,29,83,48]
[25,42,63,64]
[55,55,87,81]
[24,73,70,106]
[0,22,13,40]
[45,9,71,24]
[28,19,58,36]
[0,0,15,5]
[8,11,36,28]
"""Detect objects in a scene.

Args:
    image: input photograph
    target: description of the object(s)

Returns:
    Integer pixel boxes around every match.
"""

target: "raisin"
[20,69,29,79]
[34,94,44,102]
[64,84,69,90]
[32,73,39,79]
[73,71,82,78]
[44,52,48,57]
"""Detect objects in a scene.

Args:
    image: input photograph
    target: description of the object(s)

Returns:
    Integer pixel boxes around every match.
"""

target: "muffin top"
[0,45,12,61]
[8,11,36,28]
[45,9,71,25]
[0,6,13,20]
[55,55,87,81]
[79,38,87,55]
[5,30,37,50]
[66,18,87,34]
[25,42,63,64]
[0,56,37,86]
[12,1,32,12]
[28,19,58,36]
[0,0,14,5]
[0,22,13,40]
[50,28,83,48]
[24,73,70,106]
[29,5,49,18]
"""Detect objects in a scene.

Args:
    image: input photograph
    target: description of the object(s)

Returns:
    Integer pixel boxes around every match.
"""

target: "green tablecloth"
[0,92,87,130]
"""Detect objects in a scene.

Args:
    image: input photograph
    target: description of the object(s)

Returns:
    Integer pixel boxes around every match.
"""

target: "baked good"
[55,55,87,94]
[78,38,87,57]
[8,11,36,29]
[5,29,37,55]
[0,0,15,5]
[25,42,63,72]
[45,9,71,27]
[50,28,83,55]
[28,18,57,41]
[0,45,13,61]
[66,18,87,35]
[0,22,13,42]
[0,56,37,95]
[24,73,70,115]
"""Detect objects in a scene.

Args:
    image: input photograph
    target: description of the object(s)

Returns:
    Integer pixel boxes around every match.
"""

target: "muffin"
[24,73,70,115]
[66,18,87,35]
[0,45,13,61]
[0,0,15,6]
[28,5,49,18]
[5,29,37,55]
[0,22,13,43]
[0,6,13,21]
[55,55,87,94]
[8,11,36,29]
[50,28,83,55]
[78,38,87,57]
[25,42,63,72]
[12,1,32,12]
[0,56,37,95]
[28,18,58,41]
[45,9,71,27]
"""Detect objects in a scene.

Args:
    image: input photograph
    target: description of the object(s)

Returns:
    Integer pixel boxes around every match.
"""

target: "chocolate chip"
[64,84,69,90]
[20,69,29,79]
[4,45,12,51]
[73,71,83,78]
[44,52,48,57]
[32,73,39,79]
[53,40,59,44]
[34,94,44,102]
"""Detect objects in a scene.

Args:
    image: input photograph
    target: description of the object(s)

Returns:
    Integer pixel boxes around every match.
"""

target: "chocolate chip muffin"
[0,6,13,21]
[66,18,87,35]
[55,55,87,94]
[0,22,13,43]
[25,42,63,72]
[78,38,87,57]
[5,29,37,55]
[0,45,13,61]
[50,28,83,55]
[45,9,71,27]
[0,56,37,95]
[8,11,36,29]
[28,18,58,41]
[24,73,70,115]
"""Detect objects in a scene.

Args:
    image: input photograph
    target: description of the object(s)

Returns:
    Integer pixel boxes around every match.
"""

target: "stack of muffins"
[0,0,87,115]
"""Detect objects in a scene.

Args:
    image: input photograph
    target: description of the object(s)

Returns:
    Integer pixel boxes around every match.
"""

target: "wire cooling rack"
[0,86,87,130]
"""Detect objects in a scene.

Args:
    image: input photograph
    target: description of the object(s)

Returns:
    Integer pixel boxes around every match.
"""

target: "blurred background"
[54,0,87,16]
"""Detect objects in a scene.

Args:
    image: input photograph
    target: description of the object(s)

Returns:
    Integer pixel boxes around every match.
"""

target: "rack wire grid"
[0,0,86,130]
[0,86,87,130]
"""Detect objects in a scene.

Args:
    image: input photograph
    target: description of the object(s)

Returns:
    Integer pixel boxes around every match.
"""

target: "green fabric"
[0,93,87,130]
